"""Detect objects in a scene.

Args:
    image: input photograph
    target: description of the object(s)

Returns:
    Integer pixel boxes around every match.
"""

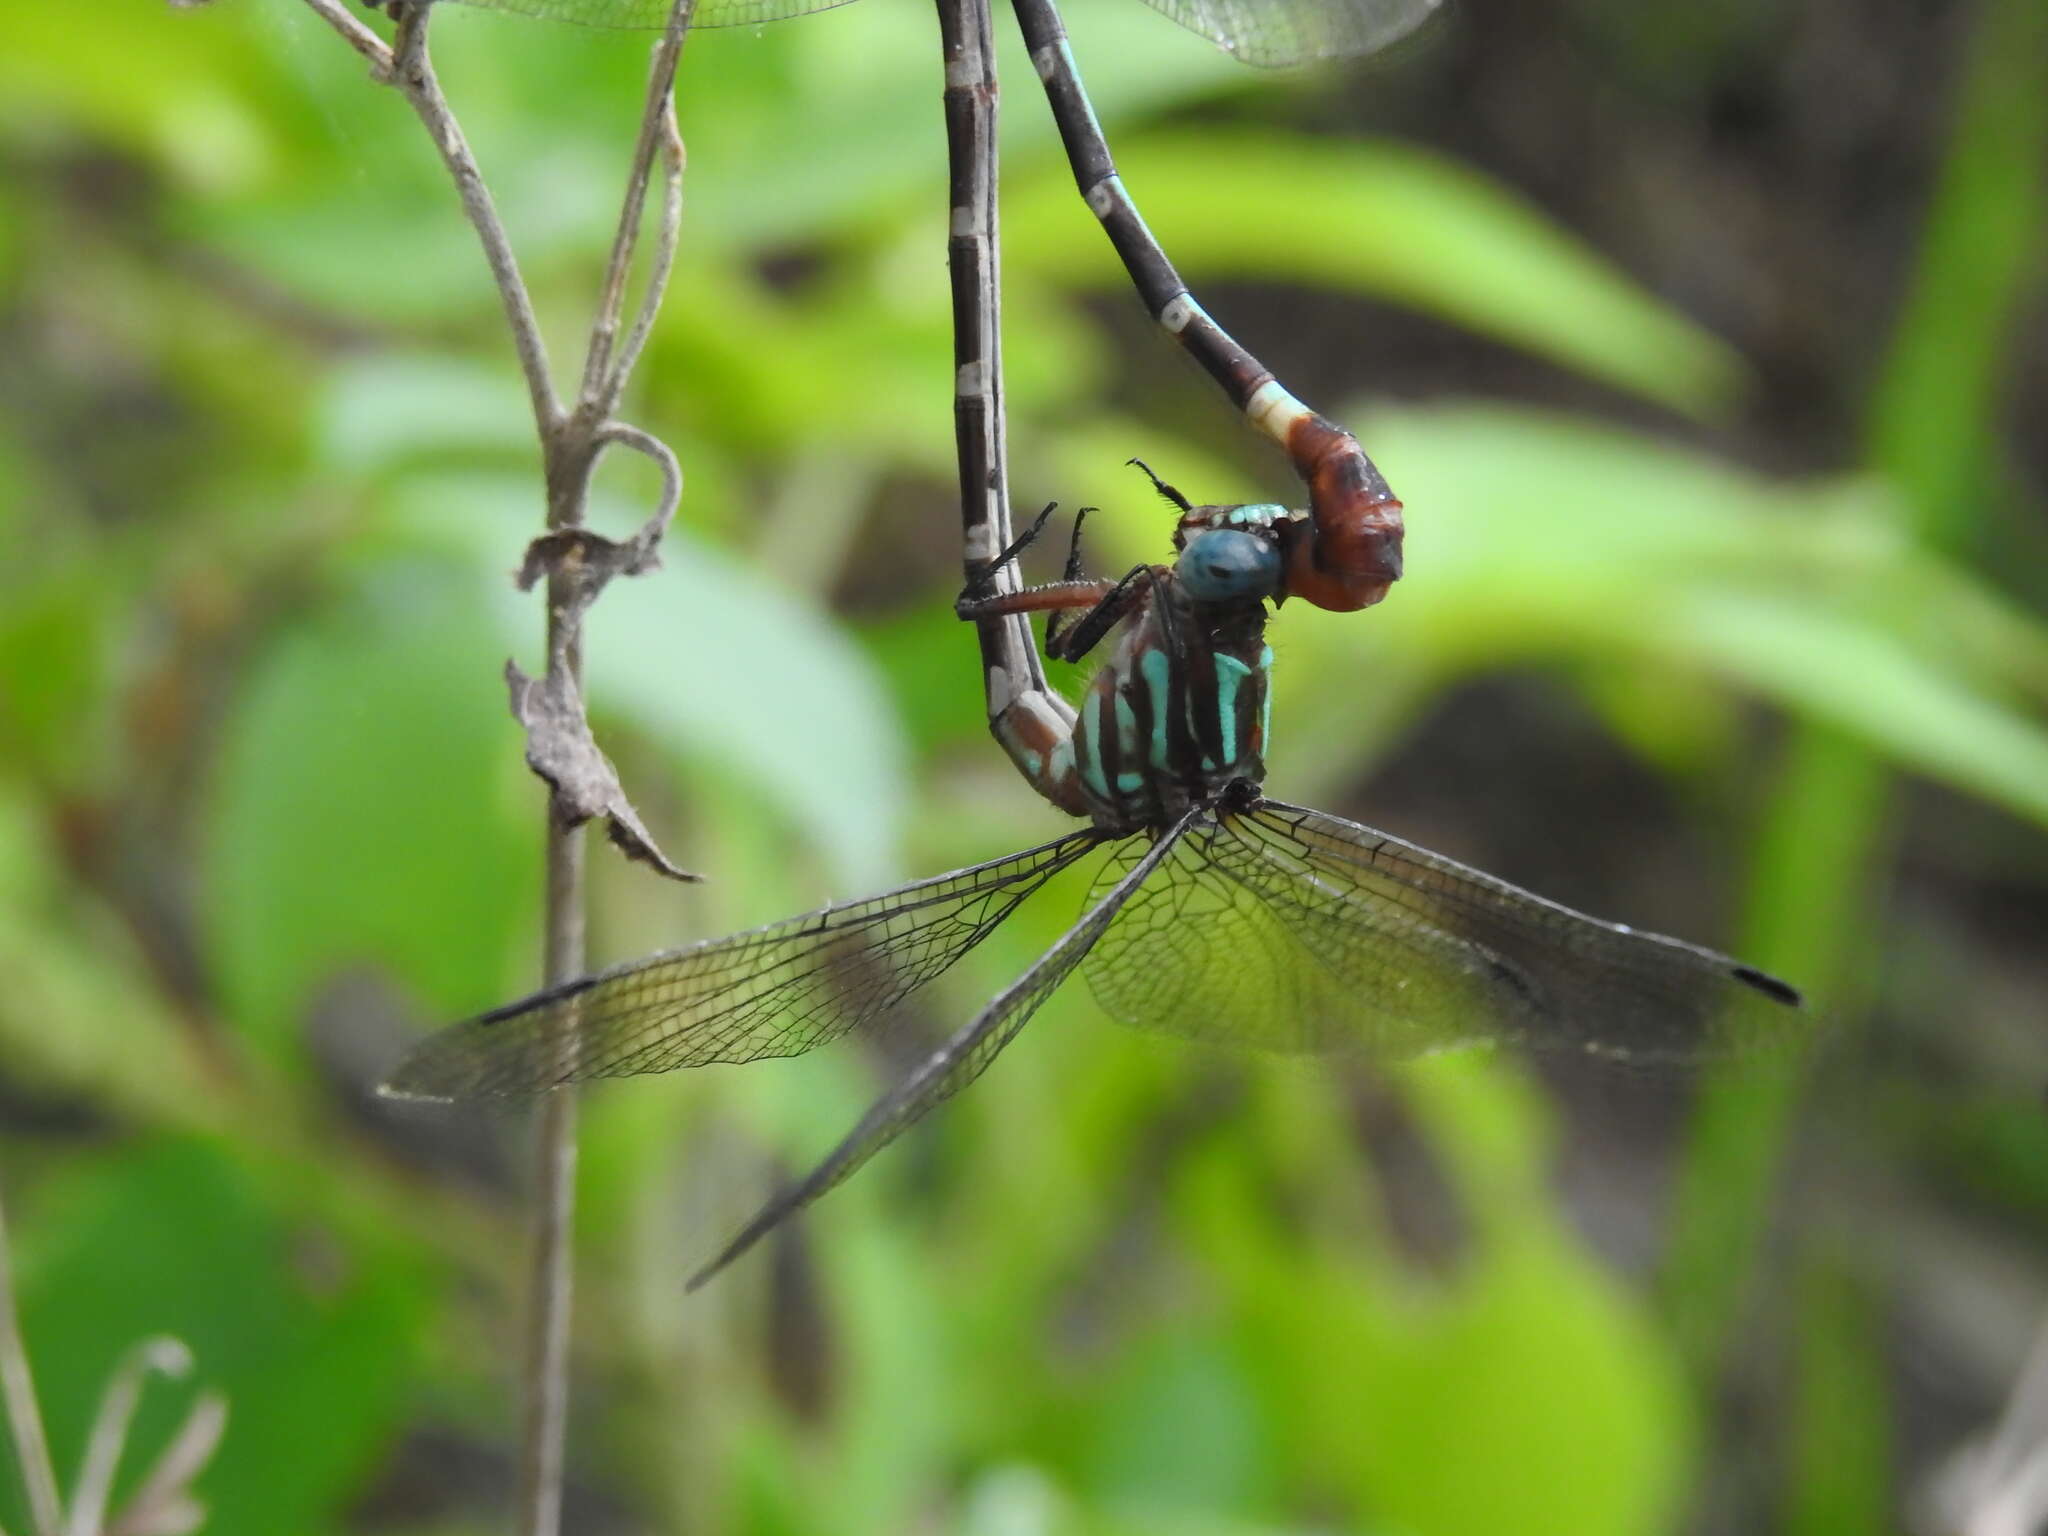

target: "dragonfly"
[385,463,1808,1288]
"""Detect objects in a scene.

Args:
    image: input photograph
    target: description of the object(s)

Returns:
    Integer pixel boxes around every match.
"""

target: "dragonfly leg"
[962,499,1060,600]
[958,579,1121,620]
[1142,563,1184,662]
[956,568,1112,817]
[958,509,1148,661]
[955,505,1114,637]
[1060,505,1093,582]
[1042,506,1096,650]
[954,560,1156,814]
[1047,565,1156,665]
[1125,457,1192,513]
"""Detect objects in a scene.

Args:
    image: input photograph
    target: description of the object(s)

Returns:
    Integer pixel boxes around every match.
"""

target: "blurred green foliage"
[1,0,2044,1533]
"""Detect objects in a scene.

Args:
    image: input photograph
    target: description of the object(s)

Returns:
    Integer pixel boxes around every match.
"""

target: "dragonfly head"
[1175,526,1283,604]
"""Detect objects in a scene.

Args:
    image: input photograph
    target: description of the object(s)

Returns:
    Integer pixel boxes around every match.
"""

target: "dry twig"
[280,2,703,1532]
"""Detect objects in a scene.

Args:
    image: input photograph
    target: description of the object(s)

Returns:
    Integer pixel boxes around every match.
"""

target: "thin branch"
[514,583,588,1536]
[580,1,695,409]
[592,421,684,541]
[293,0,391,67]
[378,3,561,436]
[513,1070,579,1536]
[0,1189,60,1536]
[519,13,694,1528]
[606,98,687,404]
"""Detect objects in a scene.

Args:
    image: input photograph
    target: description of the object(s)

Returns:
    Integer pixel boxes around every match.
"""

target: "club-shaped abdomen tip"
[1732,964,1804,1009]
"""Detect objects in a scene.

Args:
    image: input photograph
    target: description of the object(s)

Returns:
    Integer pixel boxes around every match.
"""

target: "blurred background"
[2,0,2045,1531]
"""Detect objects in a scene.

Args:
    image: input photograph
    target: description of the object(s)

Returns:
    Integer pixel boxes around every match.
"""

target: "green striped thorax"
[1067,509,1286,834]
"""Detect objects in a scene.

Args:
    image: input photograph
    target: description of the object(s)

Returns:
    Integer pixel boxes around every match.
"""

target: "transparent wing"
[1135,0,1444,68]
[422,0,1441,59]
[1082,799,1804,1065]
[686,812,1195,1288]
[381,829,1105,1101]
[429,0,860,33]
[1080,805,1521,1057]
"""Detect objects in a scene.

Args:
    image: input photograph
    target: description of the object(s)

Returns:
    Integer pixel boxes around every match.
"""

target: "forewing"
[1236,801,1805,1063]
[686,815,1195,1288]
[1136,0,1443,68]
[381,830,1105,1101]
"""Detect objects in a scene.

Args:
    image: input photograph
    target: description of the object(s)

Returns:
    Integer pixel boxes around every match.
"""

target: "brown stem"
[293,0,390,67]
[519,12,694,1536]
[516,592,586,1536]
[581,4,694,409]
[383,5,561,437]
[607,96,688,409]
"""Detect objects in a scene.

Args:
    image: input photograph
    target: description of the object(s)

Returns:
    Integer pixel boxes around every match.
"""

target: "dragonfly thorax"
[1066,562,1276,835]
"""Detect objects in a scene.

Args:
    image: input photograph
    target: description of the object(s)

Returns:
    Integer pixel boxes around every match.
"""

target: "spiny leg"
[962,499,1060,600]
[1048,564,1155,665]
[954,556,1155,815]
[957,505,1139,666]
[1043,506,1096,651]
[954,571,1112,817]
[958,573,1132,654]
[1140,562,1184,662]
[1126,457,1191,513]
[1061,506,1094,581]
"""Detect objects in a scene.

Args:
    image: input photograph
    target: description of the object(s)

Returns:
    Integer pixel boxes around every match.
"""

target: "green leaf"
[1005,135,1747,418]
[1787,1254,1890,1536]
[1079,1333,1273,1519]
[315,353,538,473]
[1676,586,2048,825]
[10,1137,422,1536]
[202,554,539,1062]
[1174,1058,1694,1536]
[0,788,216,1127]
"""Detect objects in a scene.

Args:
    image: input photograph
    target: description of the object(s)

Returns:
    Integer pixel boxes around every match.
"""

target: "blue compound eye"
[1177,528,1282,602]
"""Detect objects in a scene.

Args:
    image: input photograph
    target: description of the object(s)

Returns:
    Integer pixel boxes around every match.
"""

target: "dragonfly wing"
[1081,801,1804,1063]
[1233,800,1805,1063]
[1081,805,1524,1055]
[436,0,861,33]
[686,812,1197,1288]
[381,829,1106,1101]
[1134,0,1443,68]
